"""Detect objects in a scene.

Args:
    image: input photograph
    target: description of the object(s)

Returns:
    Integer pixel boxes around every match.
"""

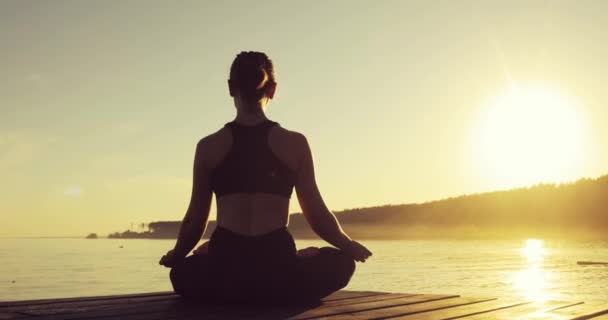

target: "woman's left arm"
[160,140,212,267]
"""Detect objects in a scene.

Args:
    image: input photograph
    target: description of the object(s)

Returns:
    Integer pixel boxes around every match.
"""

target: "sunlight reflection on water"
[511,239,553,302]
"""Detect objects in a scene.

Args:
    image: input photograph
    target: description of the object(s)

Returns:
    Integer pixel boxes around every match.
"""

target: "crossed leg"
[170,246,356,304]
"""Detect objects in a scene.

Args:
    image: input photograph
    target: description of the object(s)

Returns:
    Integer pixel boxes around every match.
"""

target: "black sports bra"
[210,120,297,199]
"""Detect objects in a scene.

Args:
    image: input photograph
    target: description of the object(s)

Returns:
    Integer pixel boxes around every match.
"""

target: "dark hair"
[229,51,276,102]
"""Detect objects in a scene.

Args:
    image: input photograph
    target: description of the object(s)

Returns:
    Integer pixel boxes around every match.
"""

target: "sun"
[473,83,586,189]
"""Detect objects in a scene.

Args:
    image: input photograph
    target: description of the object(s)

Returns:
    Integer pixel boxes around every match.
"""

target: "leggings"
[169,226,356,305]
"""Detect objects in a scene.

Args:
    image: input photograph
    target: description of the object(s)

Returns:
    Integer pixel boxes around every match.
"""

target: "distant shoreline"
[0,236,87,239]
[5,175,608,240]
[103,174,608,241]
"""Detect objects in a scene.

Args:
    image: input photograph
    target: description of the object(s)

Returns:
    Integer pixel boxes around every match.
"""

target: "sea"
[1,238,607,303]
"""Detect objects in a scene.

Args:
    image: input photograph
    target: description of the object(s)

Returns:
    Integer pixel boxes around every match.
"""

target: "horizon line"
[2,172,605,239]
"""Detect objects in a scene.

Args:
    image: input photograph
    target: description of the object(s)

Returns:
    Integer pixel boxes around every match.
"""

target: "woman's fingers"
[348,241,372,263]
[159,255,167,266]
[159,249,176,267]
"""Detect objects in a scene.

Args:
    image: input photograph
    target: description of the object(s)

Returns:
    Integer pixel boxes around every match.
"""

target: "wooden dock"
[1,290,608,319]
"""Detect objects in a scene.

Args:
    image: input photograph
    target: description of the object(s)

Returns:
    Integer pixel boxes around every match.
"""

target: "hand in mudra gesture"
[344,240,372,262]
[159,249,181,268]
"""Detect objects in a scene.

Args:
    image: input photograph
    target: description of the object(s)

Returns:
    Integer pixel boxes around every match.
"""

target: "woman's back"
[160,51,371,304]
[200,118,306,236]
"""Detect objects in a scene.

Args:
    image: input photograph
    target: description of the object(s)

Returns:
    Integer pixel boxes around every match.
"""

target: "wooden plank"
[3,290,604,320]
[23,300,214,319]
[567,303,608,320]
[522,302,608,320]
[6,294,180,315]
[16,294,354,320]
[66,303,248,320]
[4,290,388,316]
[322,291,391,302]
[96,303,253,320]
[316,297,494,320]
[390,299,530,320]
[175,294,414,320]
[465,301,583,320]
[577,261,608,265]
[6,291,390,320]
[0,290,375,310]
[276,294,459,320]
[0,292,175,308]
[0,312,29,319]
[176,304,311,320]
[14,299,220,320]
[85,299,318,320]
[6,290,385,318]
[167,292,414,319]
[173,293,413,320]
[322,294,419,308]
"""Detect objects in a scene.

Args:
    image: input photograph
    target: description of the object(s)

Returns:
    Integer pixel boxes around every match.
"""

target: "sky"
[1,0,607,237]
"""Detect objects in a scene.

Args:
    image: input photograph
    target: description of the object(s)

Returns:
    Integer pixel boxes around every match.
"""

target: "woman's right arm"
[294,134,372,262]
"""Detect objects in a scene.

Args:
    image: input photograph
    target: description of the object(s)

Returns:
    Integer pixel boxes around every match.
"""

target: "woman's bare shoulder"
[272,124,309,155]
[273,124,307,144]
[198,126,230,147]
[195,126,232,168]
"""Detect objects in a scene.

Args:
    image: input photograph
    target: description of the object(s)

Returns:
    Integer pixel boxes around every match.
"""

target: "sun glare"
[520,239,545,262]
[474,84,586,189]
[512,239,553,302]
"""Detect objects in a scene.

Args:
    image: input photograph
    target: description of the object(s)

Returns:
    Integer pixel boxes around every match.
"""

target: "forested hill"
[108,175,608,240]
[328,175,608,239]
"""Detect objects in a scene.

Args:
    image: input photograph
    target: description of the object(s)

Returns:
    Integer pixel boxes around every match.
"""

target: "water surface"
[1,238,607,302]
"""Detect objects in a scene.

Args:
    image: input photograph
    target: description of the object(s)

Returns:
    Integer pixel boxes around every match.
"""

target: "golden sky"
[1,1,607,237]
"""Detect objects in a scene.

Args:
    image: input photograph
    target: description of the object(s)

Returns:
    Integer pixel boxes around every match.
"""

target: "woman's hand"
[344,240,372,262]
[159,249,182,268]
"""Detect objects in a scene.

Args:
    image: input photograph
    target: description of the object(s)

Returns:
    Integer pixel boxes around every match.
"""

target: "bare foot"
[297,246,320,258]
[193,241,210,256]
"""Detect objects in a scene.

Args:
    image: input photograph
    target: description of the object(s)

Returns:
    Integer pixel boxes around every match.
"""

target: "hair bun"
[230,51,276,102]
[243,66,267,90]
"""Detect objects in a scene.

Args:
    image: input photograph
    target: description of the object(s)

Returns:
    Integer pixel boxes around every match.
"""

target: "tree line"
[106,175,608,240]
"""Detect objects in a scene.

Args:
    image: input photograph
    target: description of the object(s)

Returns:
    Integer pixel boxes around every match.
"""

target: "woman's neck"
[234,110,269,126]
[233,97,270,125]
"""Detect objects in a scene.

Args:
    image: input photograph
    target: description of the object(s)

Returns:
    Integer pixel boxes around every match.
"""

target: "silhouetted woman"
[159,51,372,304]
